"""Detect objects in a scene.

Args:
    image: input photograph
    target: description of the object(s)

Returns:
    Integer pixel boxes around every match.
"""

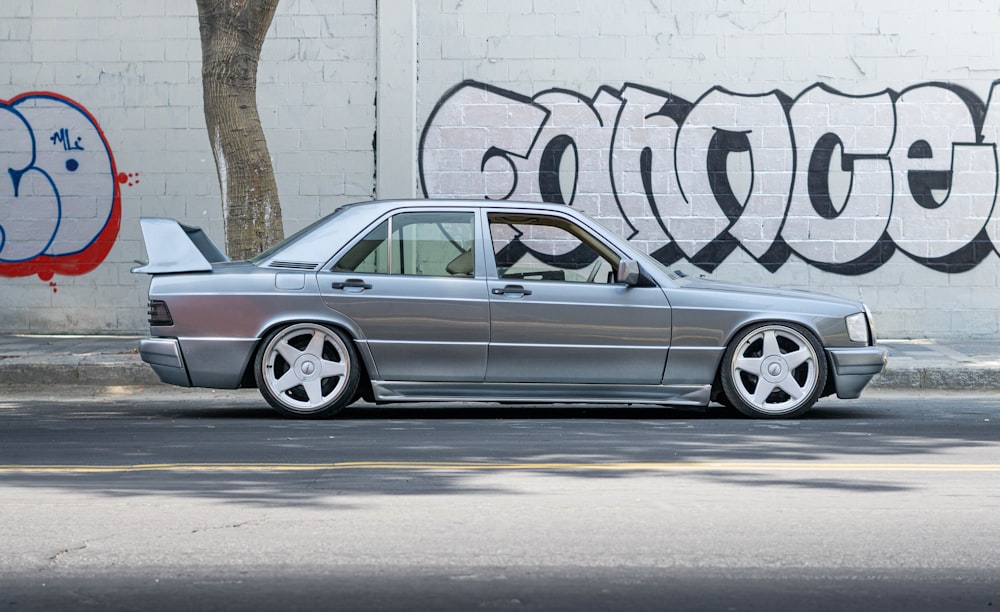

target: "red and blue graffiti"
[1,92,120,281]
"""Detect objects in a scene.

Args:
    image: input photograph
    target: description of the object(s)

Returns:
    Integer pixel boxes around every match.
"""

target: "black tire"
[720,322,828,419]
[254,322,360,419]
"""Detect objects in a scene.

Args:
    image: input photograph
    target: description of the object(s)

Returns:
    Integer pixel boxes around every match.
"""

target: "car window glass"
[333,220,389,273]
[488,213,616,283]
[333,212,475,277]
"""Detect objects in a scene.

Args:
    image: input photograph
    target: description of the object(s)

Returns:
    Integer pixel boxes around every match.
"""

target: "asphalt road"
[1,388,997,611]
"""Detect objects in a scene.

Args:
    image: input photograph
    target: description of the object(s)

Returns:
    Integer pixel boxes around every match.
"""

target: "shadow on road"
[0,391,997,506]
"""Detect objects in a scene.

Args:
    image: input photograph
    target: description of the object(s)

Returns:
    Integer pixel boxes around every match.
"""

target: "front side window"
[488,213,617,283]
[333,211,476,277]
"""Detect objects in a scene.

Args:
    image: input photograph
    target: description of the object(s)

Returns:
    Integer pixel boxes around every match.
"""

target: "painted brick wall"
[0,0,376,333]
[1,0,998,339]
[416,0,1000,339]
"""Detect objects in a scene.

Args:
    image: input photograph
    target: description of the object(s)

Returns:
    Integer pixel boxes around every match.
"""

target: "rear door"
[319,209,489,382]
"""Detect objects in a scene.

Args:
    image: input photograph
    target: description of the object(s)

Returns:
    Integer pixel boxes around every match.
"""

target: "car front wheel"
[254,322,360,419]
[720,322,827,419]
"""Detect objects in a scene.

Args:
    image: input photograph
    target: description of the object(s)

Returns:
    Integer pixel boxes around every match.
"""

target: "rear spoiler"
[131,217,229,274]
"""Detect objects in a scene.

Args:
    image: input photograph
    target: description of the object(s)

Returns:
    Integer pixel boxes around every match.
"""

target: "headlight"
[845,304,875,344]
[846,311,870,344]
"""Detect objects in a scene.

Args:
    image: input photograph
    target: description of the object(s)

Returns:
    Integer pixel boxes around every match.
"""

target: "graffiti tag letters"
[420,80,1000,274]
[1,93,120,280]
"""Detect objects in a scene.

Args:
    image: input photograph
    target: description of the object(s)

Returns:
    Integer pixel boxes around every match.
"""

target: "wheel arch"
[710,316,834,404]
[238,313,377,391]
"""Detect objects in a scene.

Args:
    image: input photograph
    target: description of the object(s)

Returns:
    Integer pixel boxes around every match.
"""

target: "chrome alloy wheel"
[721,323,827,418]
[255,323,359,418]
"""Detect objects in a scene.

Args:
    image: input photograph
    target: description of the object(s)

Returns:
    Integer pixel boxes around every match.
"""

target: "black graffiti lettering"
[419,79,1000,275]
[481,147,519,200]
[538,134,577,206]
[610,84,687,244]
[418,81,550,203]
[707,129,753,222]
[807,133,846,220]
[889,83,997,270]
[905,140,951,210]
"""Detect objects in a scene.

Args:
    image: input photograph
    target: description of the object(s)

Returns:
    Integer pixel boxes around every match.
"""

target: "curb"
[870,367,1000,391]
[0,356,161,387]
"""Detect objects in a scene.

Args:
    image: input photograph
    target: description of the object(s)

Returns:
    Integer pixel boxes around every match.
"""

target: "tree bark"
[197,0,283,260]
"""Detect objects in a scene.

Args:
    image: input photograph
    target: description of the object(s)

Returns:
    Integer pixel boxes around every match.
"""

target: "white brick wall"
[0,0,998,338]
[416,0,1000,338]
[0,0,376,333]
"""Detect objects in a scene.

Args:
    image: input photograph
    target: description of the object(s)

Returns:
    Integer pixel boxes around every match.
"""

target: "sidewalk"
[1,333,999,390]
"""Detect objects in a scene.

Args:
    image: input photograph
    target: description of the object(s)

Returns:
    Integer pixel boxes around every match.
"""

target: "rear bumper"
[139,336,257,389]
[139,337,191,387]
[827,346,888,399]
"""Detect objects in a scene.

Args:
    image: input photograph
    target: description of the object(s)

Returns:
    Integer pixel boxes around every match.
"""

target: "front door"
[485,211,671,385]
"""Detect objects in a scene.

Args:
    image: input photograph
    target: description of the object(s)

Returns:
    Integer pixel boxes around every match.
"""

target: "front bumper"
[827,346,888,399]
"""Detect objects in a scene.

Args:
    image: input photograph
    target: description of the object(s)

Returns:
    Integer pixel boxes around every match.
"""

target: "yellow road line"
[1,461,1000,474]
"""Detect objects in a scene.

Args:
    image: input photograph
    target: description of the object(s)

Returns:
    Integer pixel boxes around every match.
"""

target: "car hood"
[676,275,862,308]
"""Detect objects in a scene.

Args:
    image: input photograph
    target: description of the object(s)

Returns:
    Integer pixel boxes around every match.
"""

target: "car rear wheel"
[721,322,827,419]
[255,322,360,419]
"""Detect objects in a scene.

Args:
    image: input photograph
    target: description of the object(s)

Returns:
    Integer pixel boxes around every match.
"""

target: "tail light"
[148,300,174,326]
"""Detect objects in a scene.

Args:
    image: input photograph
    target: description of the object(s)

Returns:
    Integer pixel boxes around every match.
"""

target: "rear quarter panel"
[148,266,369,388]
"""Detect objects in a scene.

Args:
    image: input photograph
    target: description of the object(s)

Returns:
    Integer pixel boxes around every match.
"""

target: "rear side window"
[334,220,389,274]
[333,212,475,277]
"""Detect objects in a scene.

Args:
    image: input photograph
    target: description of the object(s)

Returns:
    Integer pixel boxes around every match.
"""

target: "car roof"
[254,199,597,267]
[339,198,581,216]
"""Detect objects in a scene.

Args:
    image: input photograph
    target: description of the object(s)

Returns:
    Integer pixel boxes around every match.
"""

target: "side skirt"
[370,380,711,406]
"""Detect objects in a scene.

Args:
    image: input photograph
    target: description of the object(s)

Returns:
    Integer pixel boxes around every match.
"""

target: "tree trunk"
[197,0,283,260]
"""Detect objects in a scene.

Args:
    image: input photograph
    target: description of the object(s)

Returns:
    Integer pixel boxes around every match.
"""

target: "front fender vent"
[268,261,319,271]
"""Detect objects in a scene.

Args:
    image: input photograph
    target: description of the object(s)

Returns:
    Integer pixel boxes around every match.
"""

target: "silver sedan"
[134,200,886,419]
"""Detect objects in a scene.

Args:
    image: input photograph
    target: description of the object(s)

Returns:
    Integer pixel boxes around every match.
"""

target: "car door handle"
[331,278,372,291]
[492,284,532,296]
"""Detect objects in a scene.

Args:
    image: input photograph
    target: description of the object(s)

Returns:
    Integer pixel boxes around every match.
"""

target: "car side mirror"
[616,259,640,286]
